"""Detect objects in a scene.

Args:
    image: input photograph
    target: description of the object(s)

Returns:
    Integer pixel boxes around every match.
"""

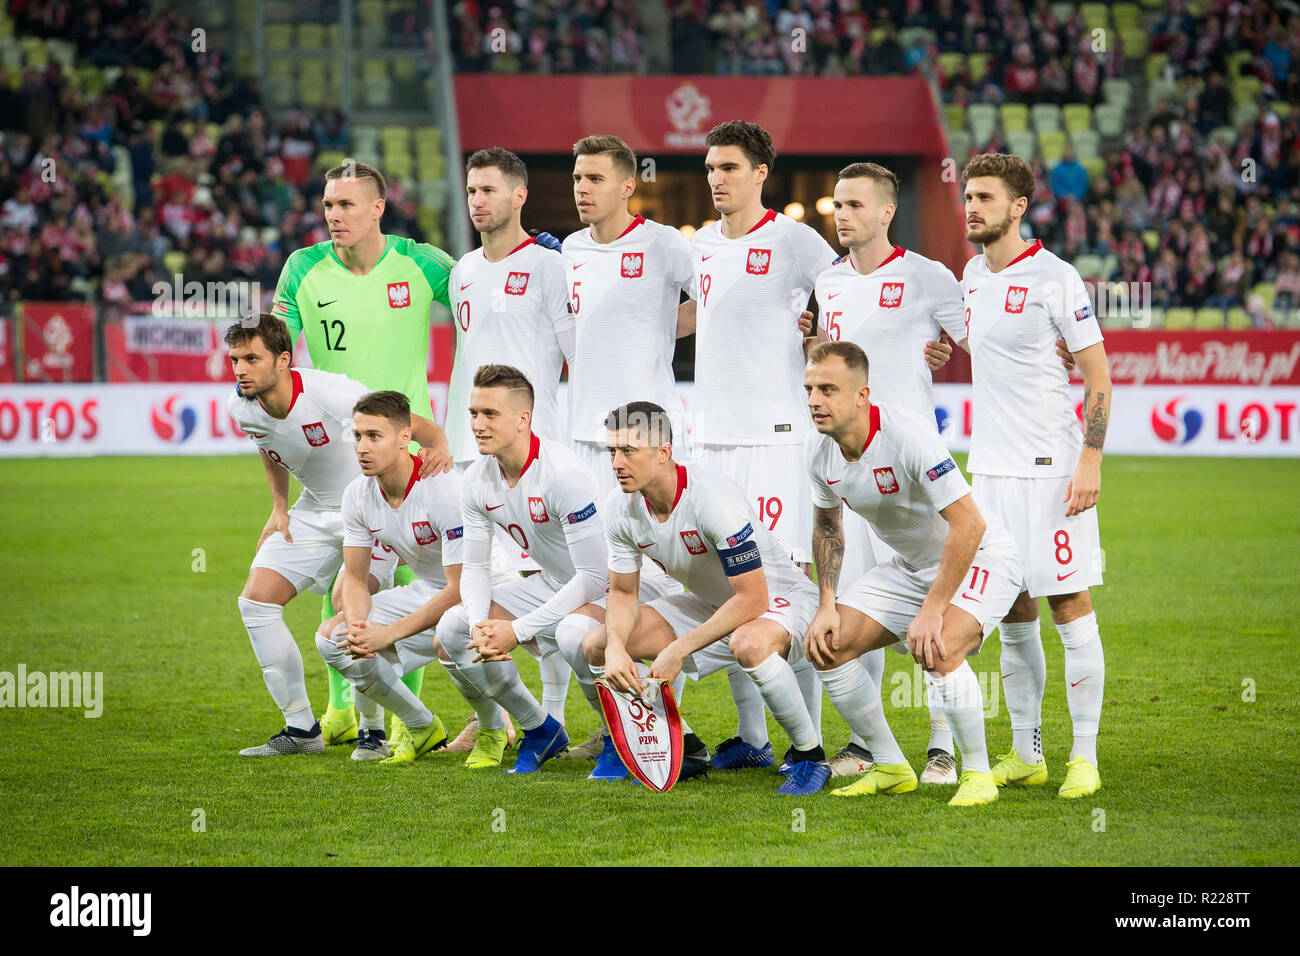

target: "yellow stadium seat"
[944,103,965,130]
[1032,103,1062,132]
[381,125,411,153]
[1081,155,1106,182]
[1251,282,1276,310]
[1039,129,1067,165]
[1226,308,1251,329]
[1194,308,1226,329]
[1072,128,1101,160]
[1146,51,1169,81]
[1270,100,1292,119]
[297,23,325,48]
[1079,3,1109,30]
[939,52,965,81]
[1233,76,1262,105]
[1063,103,1092,134]
[1000,103,1029,133]
[1121,27,1147,58]
[968,52,992,84]
[1103,77,1133,109]
[265,24,292,49]
[1113,3,1140,29]
[1007,130,1037,162]
[1164,308,1195,330]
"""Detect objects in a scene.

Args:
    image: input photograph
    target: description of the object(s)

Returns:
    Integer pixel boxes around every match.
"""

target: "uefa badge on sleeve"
[595,677,684,792]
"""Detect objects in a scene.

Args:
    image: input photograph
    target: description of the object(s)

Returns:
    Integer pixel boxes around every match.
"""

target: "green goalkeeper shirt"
[271,234,455,421]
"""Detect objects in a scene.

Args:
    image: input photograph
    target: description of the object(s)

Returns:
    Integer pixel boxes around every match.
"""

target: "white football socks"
[1058,611,1104,764]
[926,663,989,773]
[539,652,572,725]
[999,618,1047,763]
[791,657,823,746]
[555,614,603,718]
[316,631,432,729]
[434,606,546,731]
[848,649,886,751]
[440,656,505,730]
[726,663,769,745]
[817,659,906,766]
[239,597,314,730]
[745,654,819,752]
[928,708,954,754]
[354,689,384,732]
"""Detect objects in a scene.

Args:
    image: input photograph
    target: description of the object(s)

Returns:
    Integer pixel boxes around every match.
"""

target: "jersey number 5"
[320,319,347,351]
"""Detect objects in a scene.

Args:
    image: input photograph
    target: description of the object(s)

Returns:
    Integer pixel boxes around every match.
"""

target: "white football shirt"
[460,433,605,594]
[808,402,1016,570]
[341,460,464,589]
[564,216,693,444]
[815,246,968,419]
[690,210,837,445]
[963,240,1104,478]
[228,367,369,511]
[446,238,575,462]
[605,461,816,609]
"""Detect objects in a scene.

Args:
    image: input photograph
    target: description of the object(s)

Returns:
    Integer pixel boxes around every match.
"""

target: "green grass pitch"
[2,453,1297,866]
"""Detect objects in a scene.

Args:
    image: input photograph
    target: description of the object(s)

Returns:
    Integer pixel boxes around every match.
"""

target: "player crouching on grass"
[584,402,832,796]
[227,314,452,758]
[315,391,464,766]
[803,342,1022,806]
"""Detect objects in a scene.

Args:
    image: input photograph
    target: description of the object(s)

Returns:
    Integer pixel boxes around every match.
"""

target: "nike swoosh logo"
[827,292,840,299]
[637,542,654,549]
[1001,673,1015,681]
[459,283,473,291]
[367,528,382,534]
[571,263,585,270]
[701,255,713,261]
[960,592,982,603]
[486,504,505,511]
[1056,570,1078,581]
[967,288,977,295]
[827,478,841,485]
[317,299,337,308]
[1070,676,1091,688]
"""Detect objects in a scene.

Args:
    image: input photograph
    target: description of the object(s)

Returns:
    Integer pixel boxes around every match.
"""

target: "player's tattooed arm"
[811,505,845,601]
[1082,387,1109,451]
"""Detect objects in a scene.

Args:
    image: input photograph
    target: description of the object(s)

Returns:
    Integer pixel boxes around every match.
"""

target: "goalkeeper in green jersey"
[270,160,455,755]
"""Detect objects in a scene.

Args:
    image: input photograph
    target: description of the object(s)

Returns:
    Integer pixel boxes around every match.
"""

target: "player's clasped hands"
[416,447,454,477]
[339,620,392,659]
[470,619,519,662]
[906,607,947,669]
[803,605,841,667]
[924,339,952,370]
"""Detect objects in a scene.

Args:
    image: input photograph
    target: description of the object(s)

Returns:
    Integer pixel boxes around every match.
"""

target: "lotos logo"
[387,282,410,308]
[151,394,198,443]
[621,253,643,278]
[301,422,329,446]
[505,272,530,295]
[411,520,436,545]
[879,282,904,308]
[1005,286,1028,313]
[1151,398,1204,444]
[746,249,771,275]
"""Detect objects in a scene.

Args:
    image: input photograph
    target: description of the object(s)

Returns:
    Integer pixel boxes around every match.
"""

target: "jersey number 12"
[320,319,347,351]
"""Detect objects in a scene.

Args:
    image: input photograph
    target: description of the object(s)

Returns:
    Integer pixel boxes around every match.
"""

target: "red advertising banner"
[0,317,14,383]
[106,315,231,383]
[18,303,95,382]
[455,75,946,156]
[1070,330,1300,388]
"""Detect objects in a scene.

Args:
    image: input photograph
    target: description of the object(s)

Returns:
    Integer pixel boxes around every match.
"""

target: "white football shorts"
[689,442,813,563]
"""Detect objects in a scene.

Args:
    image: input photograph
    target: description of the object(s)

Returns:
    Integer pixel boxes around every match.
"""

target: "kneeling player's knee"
[582,625,608,666]
[729,626,776,669]
[314,631,344,667]
[556,614,597,666]
[435,605,470,648]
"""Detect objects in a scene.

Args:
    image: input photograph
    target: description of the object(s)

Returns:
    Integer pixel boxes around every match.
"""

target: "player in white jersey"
[960,153,1111,799]
[803,342,1022,806]
[564,134,696,500]
[815,161,969,781]
[435,364,647,774]
[688,120,837,769]
[225,314,451,757]
[585,402,832,795]
[314,391,462,764]
[445,147,579,738]
[550,134,700,762]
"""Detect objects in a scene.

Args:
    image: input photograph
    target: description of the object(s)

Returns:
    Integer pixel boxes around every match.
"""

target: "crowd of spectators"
[449,0,648,73]
[0,1,427,309]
